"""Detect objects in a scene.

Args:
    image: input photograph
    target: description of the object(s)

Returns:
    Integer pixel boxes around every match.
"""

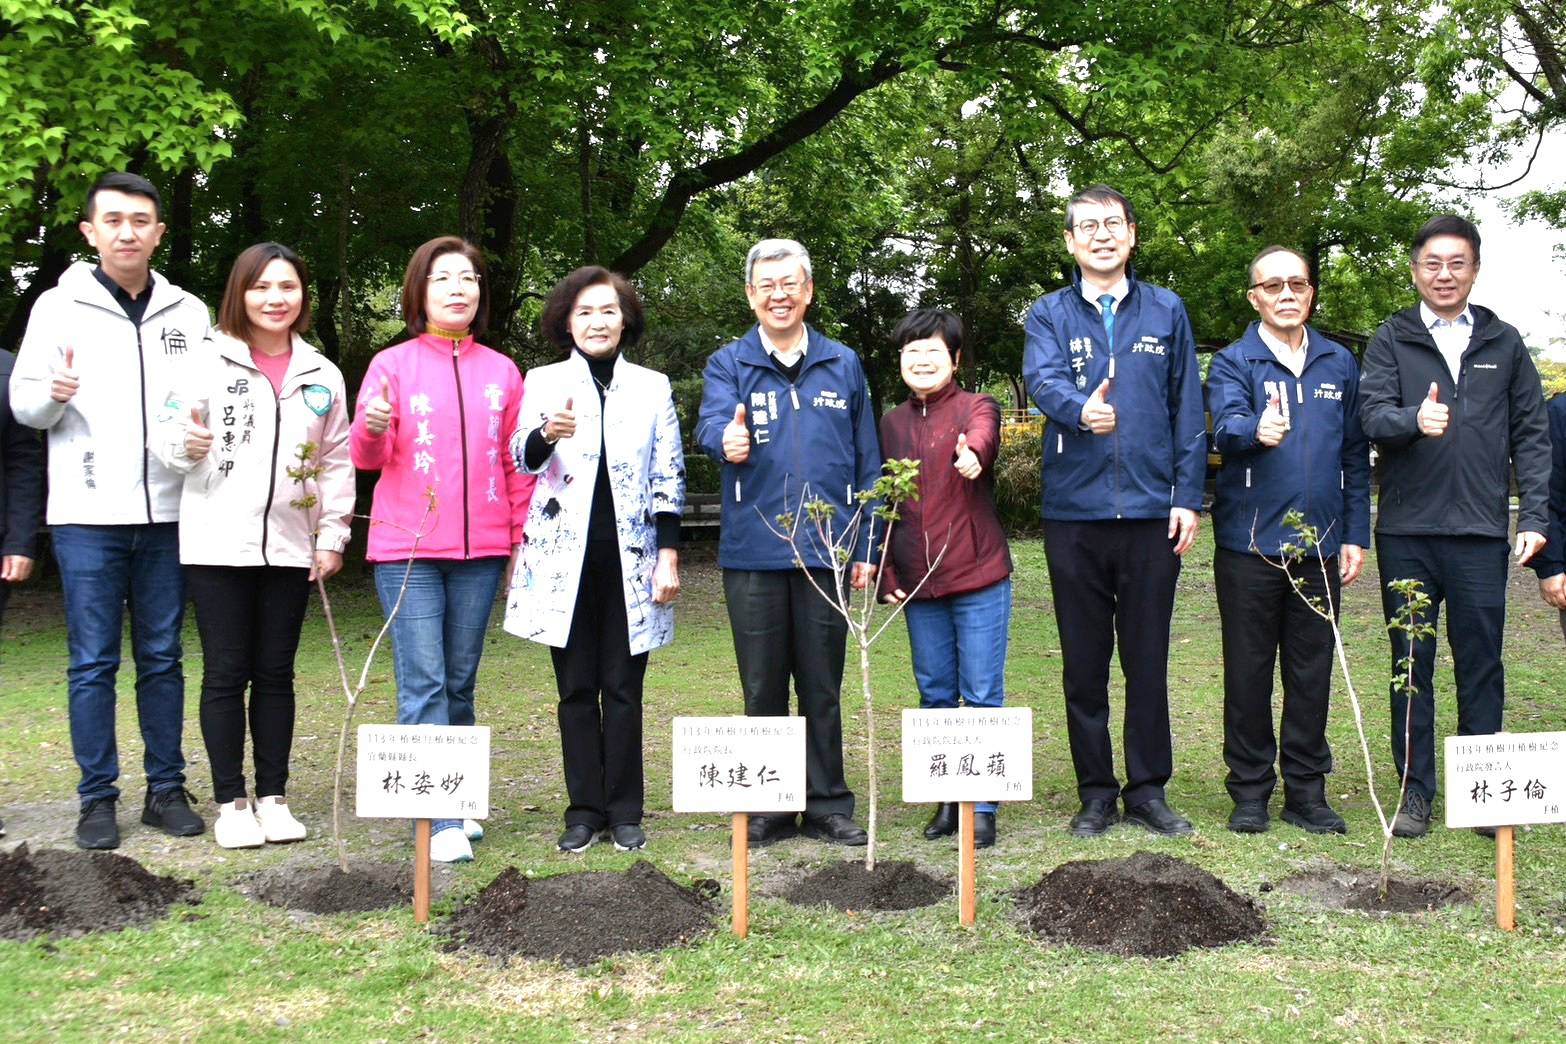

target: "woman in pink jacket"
[349,236,534,863]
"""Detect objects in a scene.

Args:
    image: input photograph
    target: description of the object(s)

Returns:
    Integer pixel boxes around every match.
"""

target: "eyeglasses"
[1418,258,1470,276]
[751,278,805,297]
[428,271,481,288]
[1071,217,1129,238]
[1249,277,1313,296]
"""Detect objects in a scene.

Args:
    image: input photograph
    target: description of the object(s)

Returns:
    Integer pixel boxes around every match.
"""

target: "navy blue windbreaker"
[1205,323,1371,558]
[1022,269,1205,521]
[695,326,882,570]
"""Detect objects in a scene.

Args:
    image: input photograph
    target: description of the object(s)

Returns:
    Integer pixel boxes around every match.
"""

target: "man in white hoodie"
[10,171,212,849]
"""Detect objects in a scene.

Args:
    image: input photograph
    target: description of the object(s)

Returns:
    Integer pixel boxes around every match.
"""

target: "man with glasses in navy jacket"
[1023,185,1206,838]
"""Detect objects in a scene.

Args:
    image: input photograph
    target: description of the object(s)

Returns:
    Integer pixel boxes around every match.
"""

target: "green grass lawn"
[2,532,1564,1042]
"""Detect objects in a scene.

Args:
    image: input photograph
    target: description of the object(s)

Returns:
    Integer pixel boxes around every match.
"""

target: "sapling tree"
[1263,510,1434,898]
[768,458,947,870]
[289,440,435,872]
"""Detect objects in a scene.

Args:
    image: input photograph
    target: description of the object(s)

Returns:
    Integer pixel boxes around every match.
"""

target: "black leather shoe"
[1069,798,1118,837]
[801,813,868,846]
[923,803,958,839]
[558,824,598,852]
[142,787,204,837]
[611,823,647,851]
[1391,792,1431,838]
[973,811,996,848]
[1282,801,1347,835]
[76,797,119,849]
[1227,799,1270,833]
[1123,797,1194,836]
[746,814,798,847]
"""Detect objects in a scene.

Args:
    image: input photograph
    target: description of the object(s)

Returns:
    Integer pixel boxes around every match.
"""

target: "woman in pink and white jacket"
[349,236,534,863]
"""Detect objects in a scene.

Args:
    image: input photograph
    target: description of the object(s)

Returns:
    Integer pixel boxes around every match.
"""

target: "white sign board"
[672,716,806,814]
[1444,732,1566,828]
[902,708,1033,803]
[356,724,490,819]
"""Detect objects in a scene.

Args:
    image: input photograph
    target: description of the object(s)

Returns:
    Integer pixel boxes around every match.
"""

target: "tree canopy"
[2,0,1551,401]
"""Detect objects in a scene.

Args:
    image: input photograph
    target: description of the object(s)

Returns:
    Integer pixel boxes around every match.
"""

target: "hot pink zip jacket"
[350,332,534,562]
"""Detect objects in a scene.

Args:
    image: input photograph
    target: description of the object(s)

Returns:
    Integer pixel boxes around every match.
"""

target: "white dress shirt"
[1420,301,1473,382]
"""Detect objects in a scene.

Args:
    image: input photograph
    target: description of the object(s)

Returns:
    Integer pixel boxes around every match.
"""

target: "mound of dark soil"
[0,843,195,941]
[780,859,950,912]
[439,860,716,965]
[1015,850,1265,958]
[247,863,414,914]
[1277,869,1471,913]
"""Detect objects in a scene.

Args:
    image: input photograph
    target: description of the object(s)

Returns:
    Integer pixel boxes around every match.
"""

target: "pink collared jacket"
[350,331,533,561]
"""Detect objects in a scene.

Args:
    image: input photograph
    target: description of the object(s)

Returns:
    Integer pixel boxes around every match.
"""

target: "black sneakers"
[76,797,119,849]
[558,824,597,853]
[611,824,647,851]
[142,787,205,837]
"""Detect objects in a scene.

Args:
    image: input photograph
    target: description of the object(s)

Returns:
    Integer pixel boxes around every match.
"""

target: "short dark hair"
[85,171,162,222]
[539,266,646,353]
[217,242,312,344]
[1248,245,1310,285]
[891,308,964,358]
[1412,214,1480,265]
[401,236,489,336]
[1065,184,1137,230]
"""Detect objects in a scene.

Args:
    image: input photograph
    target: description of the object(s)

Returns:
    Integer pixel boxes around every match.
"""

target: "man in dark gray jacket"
[1359,214,1551,838]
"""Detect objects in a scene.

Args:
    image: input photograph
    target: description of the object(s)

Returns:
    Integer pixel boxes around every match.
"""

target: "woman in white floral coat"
[504,266,684,854]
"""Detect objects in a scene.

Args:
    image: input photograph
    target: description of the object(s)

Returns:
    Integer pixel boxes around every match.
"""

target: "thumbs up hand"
[184,405,214,462]
[545,396,577,442]
[1256,391,1289,447]
[364,375,394,436]
[50,346,80,403]
[953,431,982,479]
[1079,377,1116,434]
[723,402,751,463]
[1416,381,1448,438]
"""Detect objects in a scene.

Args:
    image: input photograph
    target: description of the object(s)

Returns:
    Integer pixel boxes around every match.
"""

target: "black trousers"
[1377,534,1509,803]
[1043,519,1181,806]
[552,538,648,830]
[723,568,853,818]
[186,564,311,804]
[1213,547,1338,804]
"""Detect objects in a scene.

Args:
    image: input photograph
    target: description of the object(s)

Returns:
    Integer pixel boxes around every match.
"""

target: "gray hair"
[745,238,812,285]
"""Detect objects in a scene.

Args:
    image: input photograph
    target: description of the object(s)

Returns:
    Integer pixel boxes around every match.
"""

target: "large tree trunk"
[1,178,75,352]
[165,167,196,291]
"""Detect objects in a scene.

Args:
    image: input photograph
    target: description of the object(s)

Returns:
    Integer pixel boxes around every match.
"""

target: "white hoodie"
[9,261,212,525]
[151,330,354,568]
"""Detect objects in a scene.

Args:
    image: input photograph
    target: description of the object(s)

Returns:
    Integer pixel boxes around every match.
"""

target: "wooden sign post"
[356,724,491,926]
[902,708,1032,926]
[1444,731,1566,931]
[671,717,807,939]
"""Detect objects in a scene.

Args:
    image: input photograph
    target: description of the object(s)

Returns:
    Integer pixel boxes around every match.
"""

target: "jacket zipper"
[134,324,152,523]
[450,341,471,558]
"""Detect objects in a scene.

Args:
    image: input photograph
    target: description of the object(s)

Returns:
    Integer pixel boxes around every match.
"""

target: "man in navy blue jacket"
[1533,394,1566,639]
[1022,186,1206,838]
[696,238,883,848]
[1206,246,1371,835]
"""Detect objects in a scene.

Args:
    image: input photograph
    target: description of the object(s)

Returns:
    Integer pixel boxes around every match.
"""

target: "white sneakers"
[462,818,484,841]
[430,825,474,863]
[214,798,265,849]
[215,795,307,849]
[255,795,307,843]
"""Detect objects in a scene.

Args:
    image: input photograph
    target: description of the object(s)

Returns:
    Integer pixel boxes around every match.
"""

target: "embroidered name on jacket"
[1313,383,1343,402]
[812,389,848,410]
[1069,337,1094,389]
[162,328,188,355]
[1132,336,1166,356]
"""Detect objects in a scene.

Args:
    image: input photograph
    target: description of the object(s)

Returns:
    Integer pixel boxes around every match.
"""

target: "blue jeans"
[903,578,1011,813]
[52,523,188,804]
[374,558,505,834]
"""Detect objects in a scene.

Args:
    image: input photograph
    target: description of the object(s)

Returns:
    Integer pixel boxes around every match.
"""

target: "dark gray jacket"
[1359,304,1550,538]
[0,349,44,560]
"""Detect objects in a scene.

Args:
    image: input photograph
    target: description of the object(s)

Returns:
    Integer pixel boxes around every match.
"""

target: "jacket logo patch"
[1472,363,1497,370]
[812,389,848,410]
[161,328,188,355]
[302,384,333,416]
[1132,336,1166,356]
[1313,383,1343,402]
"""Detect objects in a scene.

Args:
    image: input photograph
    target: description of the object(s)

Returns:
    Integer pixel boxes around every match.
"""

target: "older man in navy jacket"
[1023,186,1206,838]
[1206,246,1370,836]
[696,238,883,848]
